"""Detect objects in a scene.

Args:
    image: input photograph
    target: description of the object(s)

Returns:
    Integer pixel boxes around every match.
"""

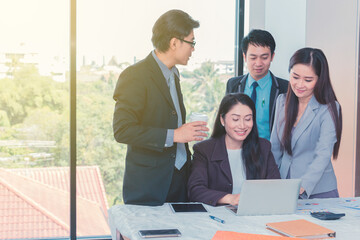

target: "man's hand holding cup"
[174,112,209,143]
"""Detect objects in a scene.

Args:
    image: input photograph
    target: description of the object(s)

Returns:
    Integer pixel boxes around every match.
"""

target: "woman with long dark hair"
[270,47,342,199]
[188,93,280,206]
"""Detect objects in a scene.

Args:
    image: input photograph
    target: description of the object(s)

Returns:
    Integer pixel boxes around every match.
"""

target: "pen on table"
[209,215,225,224]
[344,206,360,210]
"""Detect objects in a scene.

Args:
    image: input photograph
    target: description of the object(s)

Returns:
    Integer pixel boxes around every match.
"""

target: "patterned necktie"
[250,81,258,104]
[169,73,187,170]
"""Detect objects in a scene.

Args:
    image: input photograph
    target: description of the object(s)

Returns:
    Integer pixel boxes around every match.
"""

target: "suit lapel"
[239,74,248,92]
[146,53,176,110]
[210,135,233,184]
[291,96,319,149]
[269,71,280,129]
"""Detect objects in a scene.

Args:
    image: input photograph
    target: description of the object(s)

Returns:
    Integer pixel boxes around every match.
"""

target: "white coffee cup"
[189,112,208,123]
[189,112,208,141]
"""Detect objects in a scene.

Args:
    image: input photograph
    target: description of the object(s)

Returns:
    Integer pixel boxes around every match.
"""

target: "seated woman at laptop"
[188,93,280,206]
[270,48,342,199]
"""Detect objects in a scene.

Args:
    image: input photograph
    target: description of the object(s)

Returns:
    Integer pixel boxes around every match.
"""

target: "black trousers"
[165,160,190,203]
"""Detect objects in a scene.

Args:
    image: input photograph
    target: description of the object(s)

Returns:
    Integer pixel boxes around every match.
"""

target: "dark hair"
[241,29,276,56]
[282,47,342,159]
[212,93,263,179]
[151,9,199,52]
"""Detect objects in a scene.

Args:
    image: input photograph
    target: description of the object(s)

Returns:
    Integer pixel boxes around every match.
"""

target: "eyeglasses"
[177,38,196,47]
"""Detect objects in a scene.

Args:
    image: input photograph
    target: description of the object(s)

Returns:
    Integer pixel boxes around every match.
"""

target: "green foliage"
[0,65,69,167]
[0,65,68,126]
[181,61,226,133]
[0,110,10,127]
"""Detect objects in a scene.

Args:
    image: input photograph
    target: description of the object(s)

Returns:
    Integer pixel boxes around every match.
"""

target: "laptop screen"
[228,179,301,216]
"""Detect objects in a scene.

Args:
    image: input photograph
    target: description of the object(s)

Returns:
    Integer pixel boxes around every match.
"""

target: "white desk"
[108,197,360,240]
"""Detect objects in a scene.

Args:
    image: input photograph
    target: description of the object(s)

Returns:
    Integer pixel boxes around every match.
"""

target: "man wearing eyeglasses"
[113,10,208,206]
[226,29,288,140]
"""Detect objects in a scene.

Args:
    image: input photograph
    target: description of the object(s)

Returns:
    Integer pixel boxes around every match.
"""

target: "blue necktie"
[169,73,187,170]
[250,81,258,104]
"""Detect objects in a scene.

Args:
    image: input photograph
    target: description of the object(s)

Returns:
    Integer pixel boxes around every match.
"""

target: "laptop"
[226,179,301,216]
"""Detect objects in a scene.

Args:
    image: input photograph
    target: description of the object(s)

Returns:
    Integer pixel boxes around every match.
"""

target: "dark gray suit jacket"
[226,71,288,131]
[113,52,190,206]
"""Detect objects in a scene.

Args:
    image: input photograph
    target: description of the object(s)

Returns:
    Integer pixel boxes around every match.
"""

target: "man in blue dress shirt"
[226,29,288,140]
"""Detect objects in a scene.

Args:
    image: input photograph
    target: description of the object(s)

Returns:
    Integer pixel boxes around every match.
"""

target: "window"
[0,0,237,238]
[0,0,70,239]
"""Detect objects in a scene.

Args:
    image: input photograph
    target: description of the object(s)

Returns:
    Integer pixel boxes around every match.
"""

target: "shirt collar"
[247,71,271,89]
[151,50,179,85]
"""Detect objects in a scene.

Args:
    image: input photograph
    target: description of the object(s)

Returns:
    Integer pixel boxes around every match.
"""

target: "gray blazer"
[270,94,338,197]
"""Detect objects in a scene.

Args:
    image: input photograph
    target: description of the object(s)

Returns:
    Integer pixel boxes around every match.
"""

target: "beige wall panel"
[305,0,359,197]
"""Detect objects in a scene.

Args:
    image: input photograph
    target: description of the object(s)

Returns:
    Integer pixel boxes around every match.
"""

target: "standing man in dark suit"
[226,29,288,140]
[113,10,208,206]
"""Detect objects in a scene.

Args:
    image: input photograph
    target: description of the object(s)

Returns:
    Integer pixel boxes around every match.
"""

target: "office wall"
[248,0,360,197]
[305,0,359,197]
[246,0,306,79]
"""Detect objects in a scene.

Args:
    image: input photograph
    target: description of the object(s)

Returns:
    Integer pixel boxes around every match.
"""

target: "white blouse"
[226,148,246,194]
